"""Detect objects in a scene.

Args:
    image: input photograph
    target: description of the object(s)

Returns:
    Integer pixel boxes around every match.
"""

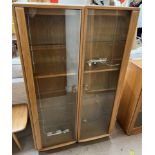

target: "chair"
[12,103,28,150]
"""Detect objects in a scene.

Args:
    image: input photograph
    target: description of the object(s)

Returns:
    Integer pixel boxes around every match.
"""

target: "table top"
[12,104,28,133]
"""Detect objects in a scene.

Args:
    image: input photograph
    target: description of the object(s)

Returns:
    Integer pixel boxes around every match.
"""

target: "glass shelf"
[88,10,130,16]
[84,63,121,73]
[34,72,77,79]
[84,88,116,94]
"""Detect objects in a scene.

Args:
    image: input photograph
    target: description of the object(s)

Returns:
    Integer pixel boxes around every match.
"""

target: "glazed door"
[23,8,81,148]
[79,9,131,140]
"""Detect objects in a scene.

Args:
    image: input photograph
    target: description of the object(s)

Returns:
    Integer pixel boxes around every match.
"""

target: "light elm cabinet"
[13,3,139,151]
[118,60,142,135]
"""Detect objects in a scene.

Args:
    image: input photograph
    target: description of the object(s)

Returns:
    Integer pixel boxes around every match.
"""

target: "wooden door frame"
[77,7,88,141]
[77,7,140,142]
[13,6,42,150]
[109,10,140,133]
[13,4,85,151]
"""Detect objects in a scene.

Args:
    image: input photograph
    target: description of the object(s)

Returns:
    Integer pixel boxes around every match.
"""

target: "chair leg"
[12,133,22,150]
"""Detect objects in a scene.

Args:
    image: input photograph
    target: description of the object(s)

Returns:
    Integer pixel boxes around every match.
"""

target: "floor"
[12,124,142,155]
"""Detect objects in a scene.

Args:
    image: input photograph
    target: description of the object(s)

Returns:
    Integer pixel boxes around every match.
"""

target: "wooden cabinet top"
[131,59,142,69]
[13,2,140,11]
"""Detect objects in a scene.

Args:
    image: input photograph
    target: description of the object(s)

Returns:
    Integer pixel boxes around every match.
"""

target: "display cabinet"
[13,2,139,151]
[118,60,142,135]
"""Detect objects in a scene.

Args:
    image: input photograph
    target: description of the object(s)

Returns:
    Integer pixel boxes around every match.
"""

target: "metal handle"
[87,58,120,67]
[87,58,107,67]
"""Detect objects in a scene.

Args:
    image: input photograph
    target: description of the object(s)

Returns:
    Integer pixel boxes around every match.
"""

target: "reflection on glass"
[25,8,81,147]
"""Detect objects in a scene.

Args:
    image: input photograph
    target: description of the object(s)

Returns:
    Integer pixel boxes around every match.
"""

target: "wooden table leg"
[12,133,22,150]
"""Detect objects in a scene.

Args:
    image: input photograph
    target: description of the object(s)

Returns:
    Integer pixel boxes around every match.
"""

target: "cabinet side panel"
[15,7,42,150]
[109,10,139,133]
[13,6,38,149]
[117,62,142,132]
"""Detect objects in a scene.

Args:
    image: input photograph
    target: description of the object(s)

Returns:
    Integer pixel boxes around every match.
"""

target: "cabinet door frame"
[13,4,85,151]
[109,10,140,133]
[13,6,42,150]
[77,7,140,141]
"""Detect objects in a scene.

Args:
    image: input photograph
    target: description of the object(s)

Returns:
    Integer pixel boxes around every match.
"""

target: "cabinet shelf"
[88,12,129,17]
[84,67,119,74]
[37,89,67,98]
[85,88,116,94]
[84,65,120,74]
[86,40,126,43]
[34,72,77,79]
[26,9,80,16]
[30,44,66,51]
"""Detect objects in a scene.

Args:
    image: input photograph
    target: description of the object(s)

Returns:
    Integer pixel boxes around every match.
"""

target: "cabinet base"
[127,127,142,136]
[78,134,110,142]
[39,141,76,151]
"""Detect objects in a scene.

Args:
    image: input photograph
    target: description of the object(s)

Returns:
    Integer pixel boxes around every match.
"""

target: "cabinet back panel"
[25,8,65,45]
[32,45,66,76]
[83,71,119,92]
[35,77,67,98]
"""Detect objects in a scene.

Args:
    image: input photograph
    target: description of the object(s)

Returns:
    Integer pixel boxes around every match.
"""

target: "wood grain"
[14,5,84,150]
[109,11,139,133]
[15,7,42,149]
[78,8,139,141]
[13,5,38,149]
[12,104,28,133]
[117,60,142,135]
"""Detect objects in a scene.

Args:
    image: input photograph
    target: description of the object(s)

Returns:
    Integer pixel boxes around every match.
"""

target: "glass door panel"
[80,9,131,140]
[25,8,81,147]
